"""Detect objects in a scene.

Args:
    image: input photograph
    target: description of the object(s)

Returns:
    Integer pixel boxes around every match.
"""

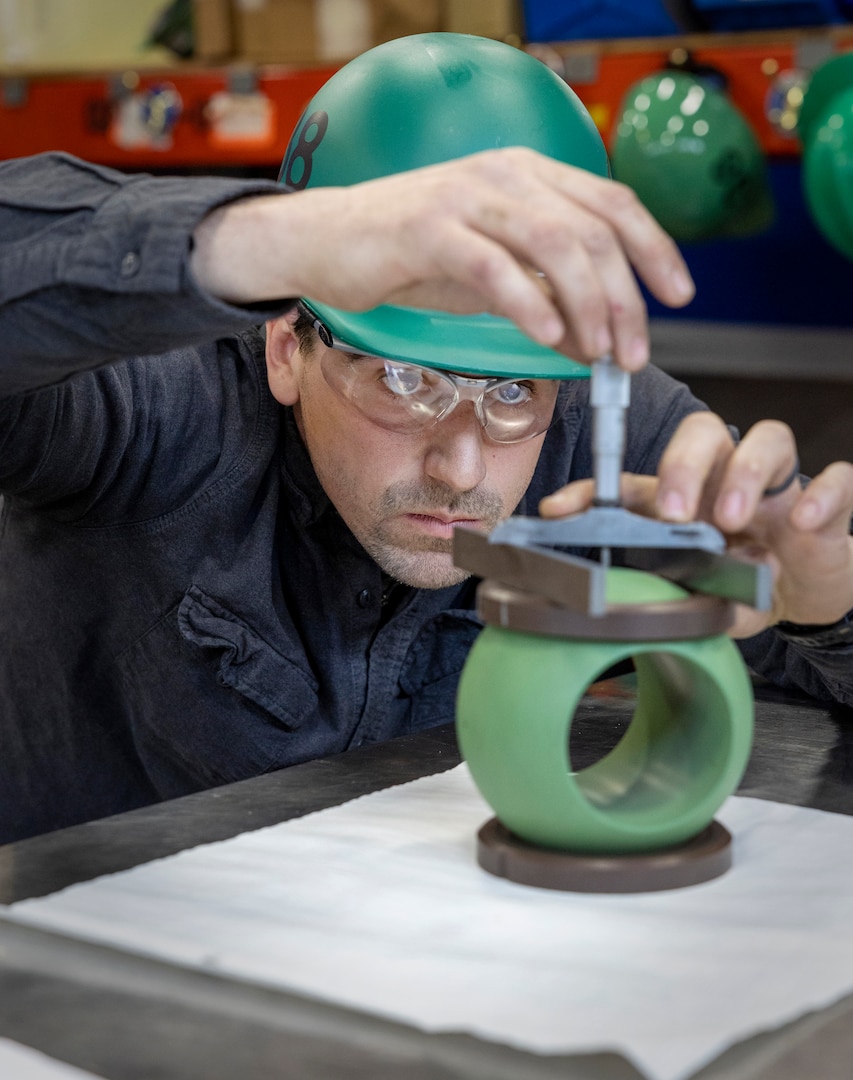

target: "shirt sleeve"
[0,151,294,396]
[739,630,853,707]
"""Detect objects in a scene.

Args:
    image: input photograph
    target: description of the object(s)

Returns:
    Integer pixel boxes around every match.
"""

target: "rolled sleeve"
[0,152,293,394]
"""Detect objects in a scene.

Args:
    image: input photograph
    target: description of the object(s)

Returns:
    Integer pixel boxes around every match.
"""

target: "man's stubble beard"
[360,479,506,590]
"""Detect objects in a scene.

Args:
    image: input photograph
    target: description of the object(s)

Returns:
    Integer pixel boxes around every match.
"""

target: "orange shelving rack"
[2,29,852,169]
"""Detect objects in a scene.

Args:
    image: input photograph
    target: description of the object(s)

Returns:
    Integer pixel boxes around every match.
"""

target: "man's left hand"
[540,413,853,638]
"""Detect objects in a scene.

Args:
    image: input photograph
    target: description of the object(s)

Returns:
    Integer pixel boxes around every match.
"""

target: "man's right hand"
[190,147,695,374]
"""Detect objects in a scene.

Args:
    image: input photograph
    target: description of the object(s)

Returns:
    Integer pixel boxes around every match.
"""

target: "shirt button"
[356,589,372,608]
[120,251,141,277]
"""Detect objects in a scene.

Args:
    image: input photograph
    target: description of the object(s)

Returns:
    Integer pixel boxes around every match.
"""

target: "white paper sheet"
[5,765,853,1080]
[0,1039,103,1079]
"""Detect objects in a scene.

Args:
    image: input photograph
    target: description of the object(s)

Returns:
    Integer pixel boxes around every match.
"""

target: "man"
[1,35,851,843]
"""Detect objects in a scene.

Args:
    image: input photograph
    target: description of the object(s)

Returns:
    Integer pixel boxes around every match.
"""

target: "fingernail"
[672,268,695,302]
[629,336,649,370]
[720,491,744,522]
[661,491,686,520]
[595,326,613,356]
[535,316,563,346]
[795,499,820,527]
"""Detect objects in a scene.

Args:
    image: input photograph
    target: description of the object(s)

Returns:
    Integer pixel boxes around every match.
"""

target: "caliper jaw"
[484,509,771,612]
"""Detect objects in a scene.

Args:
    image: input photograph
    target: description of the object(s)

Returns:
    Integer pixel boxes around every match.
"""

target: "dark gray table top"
[1,678,852,1080]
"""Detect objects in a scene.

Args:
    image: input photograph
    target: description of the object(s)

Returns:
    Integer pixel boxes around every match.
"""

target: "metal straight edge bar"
[625,548,773,611]
[453,526,607,616]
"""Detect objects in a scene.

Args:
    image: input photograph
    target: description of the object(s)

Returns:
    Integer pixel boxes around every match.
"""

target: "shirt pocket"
[116,585,319,796]
[398,610,483,734]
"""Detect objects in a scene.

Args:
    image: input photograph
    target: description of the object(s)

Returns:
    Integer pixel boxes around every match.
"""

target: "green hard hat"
[799,52,853,262]
[278,32,610,379]
[611,70,773,243]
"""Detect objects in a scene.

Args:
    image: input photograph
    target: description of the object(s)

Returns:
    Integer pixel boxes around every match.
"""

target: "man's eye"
[495,382,532,406]
[384,364,424,396]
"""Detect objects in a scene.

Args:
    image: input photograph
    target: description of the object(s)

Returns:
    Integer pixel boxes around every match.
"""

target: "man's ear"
[265,314,303,406]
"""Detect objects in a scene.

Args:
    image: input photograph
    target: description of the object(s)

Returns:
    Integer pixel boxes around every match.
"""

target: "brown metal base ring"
[477,579,735,641]
[477,817,732,893]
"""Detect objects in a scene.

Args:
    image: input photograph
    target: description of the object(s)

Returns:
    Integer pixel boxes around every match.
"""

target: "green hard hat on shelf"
[798,52,853,262]
[278,32,609,379]
[610,70,773,243]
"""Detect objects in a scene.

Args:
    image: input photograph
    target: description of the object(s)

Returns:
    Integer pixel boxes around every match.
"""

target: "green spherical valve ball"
[279,33,610,380]
[799,55,853,262]
[611,70,773,243]
[457,568,754,854]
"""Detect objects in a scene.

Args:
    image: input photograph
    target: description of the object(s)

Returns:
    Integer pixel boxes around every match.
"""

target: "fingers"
[528,200,652,370]
[552,171,696,310]
[655,415,803,534]
[419,220,569,349]
[536,158,695,361]
[397,155,642,364]
[775,460,853,623]
[655,415,852,628]
[488,164,648,367]
[710,420,798,533]
[789,460,853,534]
[457,151,695,371]
[539,478,594,517]
[539,474,659,518]
[654,412,735,524]
[316,149,695,371]
[772,461,853,626]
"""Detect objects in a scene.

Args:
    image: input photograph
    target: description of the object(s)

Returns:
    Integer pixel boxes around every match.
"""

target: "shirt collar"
[278,407,333,528]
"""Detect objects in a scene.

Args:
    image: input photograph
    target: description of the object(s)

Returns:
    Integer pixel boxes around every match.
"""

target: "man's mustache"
[379,480,504,520]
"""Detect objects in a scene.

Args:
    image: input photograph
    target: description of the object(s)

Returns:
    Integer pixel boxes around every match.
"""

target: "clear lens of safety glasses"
[321,352,562,444]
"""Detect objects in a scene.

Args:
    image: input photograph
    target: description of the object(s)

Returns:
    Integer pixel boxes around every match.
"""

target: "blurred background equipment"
[610,68,774,242]
[689,0,853,32]
[146,0,194,59]
[520,0,693,43]
[798,50,853,260]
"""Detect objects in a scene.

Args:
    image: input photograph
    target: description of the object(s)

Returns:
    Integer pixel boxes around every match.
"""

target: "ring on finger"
[763,456,801,498]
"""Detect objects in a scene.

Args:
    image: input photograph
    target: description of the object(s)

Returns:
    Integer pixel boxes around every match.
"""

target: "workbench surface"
[1,679,851,1080]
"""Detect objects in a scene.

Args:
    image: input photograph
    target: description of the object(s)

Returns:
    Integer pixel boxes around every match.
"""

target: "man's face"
[266,318,548,589]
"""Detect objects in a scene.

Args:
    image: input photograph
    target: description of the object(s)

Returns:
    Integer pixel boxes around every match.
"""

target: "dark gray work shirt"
[1,153,851,843]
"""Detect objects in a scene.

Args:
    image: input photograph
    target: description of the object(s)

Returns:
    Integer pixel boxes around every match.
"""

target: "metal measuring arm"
[590,354,630,509]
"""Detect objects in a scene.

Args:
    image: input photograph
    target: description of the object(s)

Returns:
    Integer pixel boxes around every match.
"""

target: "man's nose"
[422,404,488,493]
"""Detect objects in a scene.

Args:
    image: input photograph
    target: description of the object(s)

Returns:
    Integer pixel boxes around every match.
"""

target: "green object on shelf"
[146,0,193,59]
[611,70,773,243]
[799,53,853,263]
[457,568,754,854]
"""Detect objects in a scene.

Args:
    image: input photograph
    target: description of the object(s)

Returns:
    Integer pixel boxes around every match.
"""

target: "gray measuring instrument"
[455,356,772,619]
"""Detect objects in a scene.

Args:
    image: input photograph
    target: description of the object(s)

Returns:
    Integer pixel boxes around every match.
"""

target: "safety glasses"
[301,306,565,445]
